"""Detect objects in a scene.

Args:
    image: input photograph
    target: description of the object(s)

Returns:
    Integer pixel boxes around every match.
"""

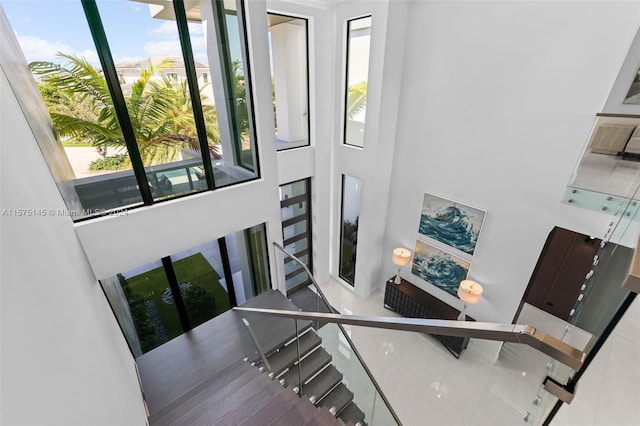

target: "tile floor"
[571,151,640,199]
[314,279,640,426]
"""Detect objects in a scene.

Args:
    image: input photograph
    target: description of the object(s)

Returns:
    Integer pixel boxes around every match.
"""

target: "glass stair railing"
[238,289,398,425]
[563,115,640,218]
[233,243,589,426]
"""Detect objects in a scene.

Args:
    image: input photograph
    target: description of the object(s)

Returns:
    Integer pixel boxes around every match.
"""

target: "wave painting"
[411,240,471,297]
[419,193,486,256]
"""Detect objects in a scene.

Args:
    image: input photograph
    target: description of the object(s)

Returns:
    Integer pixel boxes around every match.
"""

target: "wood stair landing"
[150,361,340,425]
[140,289,370,426]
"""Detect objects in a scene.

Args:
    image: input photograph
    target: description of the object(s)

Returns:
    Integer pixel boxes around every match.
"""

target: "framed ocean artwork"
[411,239,471,297]
[418,193,486,256]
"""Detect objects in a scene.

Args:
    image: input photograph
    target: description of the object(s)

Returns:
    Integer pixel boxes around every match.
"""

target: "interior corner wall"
[381,1,640,328]
[0,70,147,424]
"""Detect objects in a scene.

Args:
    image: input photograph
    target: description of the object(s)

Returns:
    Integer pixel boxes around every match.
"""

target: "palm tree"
[346,81,367,120]
[30,54,221,167]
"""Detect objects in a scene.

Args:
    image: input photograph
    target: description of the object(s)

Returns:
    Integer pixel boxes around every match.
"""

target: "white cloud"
[144,40,182,57]
[151,21,178,36]
[150,21,203,37]
[16,35,99,65]
[188,23,203,35]
[190,36,206,51]
[112,56,147,65]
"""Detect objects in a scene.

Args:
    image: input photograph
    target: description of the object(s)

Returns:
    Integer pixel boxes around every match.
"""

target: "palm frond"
[346,81,367,119]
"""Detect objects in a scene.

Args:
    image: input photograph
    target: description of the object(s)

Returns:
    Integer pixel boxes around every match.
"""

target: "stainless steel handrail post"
[295,318,302,397]
[241,318,273,374]
[273,242,336,313]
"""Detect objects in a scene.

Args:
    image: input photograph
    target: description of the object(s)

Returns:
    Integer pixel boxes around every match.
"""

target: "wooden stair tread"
[268,395,325,426]
[236,290,313,362]
[303,404,343,426]
[302,365,343,403]
[338,401,367,425]
[318,383,353,416]
[267,330,322,377]
[280,348,332,388]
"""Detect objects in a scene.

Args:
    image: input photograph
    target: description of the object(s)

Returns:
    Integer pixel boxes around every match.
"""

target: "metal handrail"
[234,307,586,372]
[273,242,401,425]
[273,242,336,313]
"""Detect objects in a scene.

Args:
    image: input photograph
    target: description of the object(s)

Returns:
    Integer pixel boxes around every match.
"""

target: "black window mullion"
[81,0,153,204]
[211,0,241,167]
[280,193,307,208]
[173,0,216,190]
[282,213,306,229]
[218,237,238,307]
[161,257,192,332]
[285,266,307,281]
[305,179,313,277]
[283,232,307,246]
[283,248,309,264]
[234,0,258,173]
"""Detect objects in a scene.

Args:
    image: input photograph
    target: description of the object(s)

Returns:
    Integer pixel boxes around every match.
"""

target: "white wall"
[379,1,640,333]
[0,66,147,426]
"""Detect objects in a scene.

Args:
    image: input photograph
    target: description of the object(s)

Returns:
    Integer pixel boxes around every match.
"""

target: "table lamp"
[457,279,483,320]
[392,248,412,284]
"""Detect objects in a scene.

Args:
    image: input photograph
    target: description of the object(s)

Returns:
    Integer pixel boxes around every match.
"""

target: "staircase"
[149,358,341,425]
[240,290,367,426]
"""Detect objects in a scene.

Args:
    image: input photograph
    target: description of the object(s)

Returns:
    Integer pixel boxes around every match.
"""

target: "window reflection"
[96,0,206,201]
[624,68,640,104]
[339,175,361,286]
[343,16,371,148]
[3,0,143,219]
[280,179,312,293]
[268,13,310,150]
[99,222,271,356]
[4,0,261,221]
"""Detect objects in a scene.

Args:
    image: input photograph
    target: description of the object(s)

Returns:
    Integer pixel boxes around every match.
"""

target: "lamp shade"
[457,280,483,304]
[392,248,412,266]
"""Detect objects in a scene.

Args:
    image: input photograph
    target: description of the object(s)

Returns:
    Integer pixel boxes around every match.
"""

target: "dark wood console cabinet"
[384,278,474,358]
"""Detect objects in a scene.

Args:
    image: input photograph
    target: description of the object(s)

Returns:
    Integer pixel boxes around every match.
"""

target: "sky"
[1,0,239,66]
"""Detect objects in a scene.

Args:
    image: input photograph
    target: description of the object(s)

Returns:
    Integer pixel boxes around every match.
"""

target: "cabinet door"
[525,227,601,321]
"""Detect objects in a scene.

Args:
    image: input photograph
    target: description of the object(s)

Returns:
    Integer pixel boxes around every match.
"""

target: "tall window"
[99,223,270,357]
[3,0,259,221]
[3,1,143,219]
[280,179,312,294]
[339,175,361,286]
[96,0,207,202]
[343,16,371,148]
[268,13,310,151]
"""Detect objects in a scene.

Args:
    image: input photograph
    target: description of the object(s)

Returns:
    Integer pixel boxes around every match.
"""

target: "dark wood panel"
[384,278,474,358]
[270,395,329,426]
[525,227,601,321]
